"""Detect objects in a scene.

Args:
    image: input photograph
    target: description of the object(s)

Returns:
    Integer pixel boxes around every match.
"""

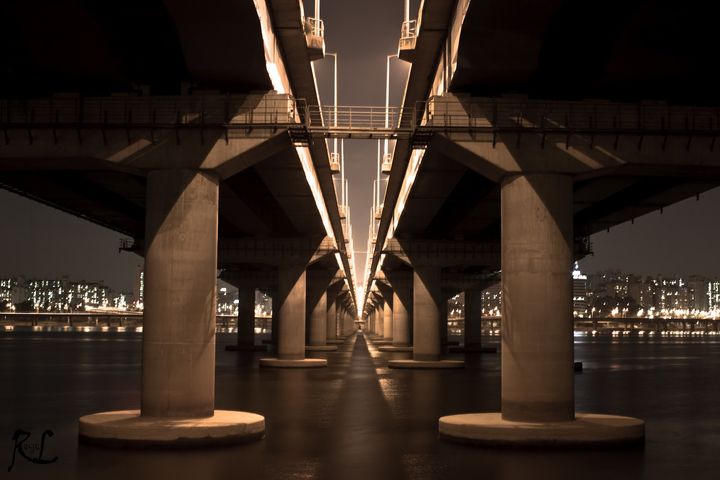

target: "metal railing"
[304,105,416,140]
[304,17,324,38]
[3,95,719,149]
[399,20,417,51]
[420,97,720,148]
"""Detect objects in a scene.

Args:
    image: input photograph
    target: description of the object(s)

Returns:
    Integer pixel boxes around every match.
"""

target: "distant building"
[133,268,144,304]
[0,278,20,310]
[111,292,133,310]
[572,262,588,317]
[217,285,239,315]
[69,281,110,309]
[26,278,68,311]
[688,276,709,311]
[709,281,720,310]
[482,283,501,316]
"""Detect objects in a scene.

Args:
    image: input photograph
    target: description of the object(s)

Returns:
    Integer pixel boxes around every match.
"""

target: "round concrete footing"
[78,410,265,447]
[259,358,327,368]
[438,413,644,447]
[225,344,267,352]
[305,345,338,352]
[388,359,465,369]
[371,340,394,346]
[378,346,413,352]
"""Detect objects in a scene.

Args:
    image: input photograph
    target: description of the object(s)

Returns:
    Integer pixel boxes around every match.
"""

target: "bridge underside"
[1,0,272,96]
[0,132,325,247]
[395,135,720,244]
[451,0,720,104]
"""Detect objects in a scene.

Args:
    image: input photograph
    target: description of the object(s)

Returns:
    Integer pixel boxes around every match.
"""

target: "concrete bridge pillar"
[327,293,338,342]
[309,289,328,344]
[270,288,279,347]
[227,285,262,351]
[383,299,393,340]
[392,273,412,346]
[305,272,337,352]
[376,301,384,338]
[465,288,483,349]
[306,271,339,352]
[440,293,449,349]
[387,267,463,368]
[79,169,264,445]
[260,266,326,367]
[439,173,643,446]
[413,266,442,361]
[343,309,354,335]
[140,169,218,418]
[500,173,574,422]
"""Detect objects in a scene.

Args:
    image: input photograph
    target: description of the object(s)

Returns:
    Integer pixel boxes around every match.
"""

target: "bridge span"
[3,0,719,450]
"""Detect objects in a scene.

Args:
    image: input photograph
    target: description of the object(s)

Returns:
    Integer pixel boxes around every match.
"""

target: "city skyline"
[1,182,719,293]
[2,0,720,294]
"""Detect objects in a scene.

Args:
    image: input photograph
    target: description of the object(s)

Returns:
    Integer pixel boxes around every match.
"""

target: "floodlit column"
[142,169,218,418]
[383,299,393,340]
[344,310,354,335]
[308,289,328,346]
[413,266,442,361]
[440,294,449,348]
[236,285,255,348]
[465,288,483,348]
[327,294,338,341]
[392,275,412,346]
[277,266,307,360]
[270,289,279,346]
[501,173,573,422]
[376,301,384,338]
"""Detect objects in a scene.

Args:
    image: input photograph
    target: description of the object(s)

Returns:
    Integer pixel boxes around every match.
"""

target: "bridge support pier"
[378,272,413,352]
[383,299,393,341]
[260,266,327,368]
[454,288,496,354]
[326,292,343,344]
[306,273,338,352]
[376,301,384,338]
[227,285,265,351]
[389,266,463,369]
[344,309,355,336]
[440,173,643,446]
[79,169,264,446]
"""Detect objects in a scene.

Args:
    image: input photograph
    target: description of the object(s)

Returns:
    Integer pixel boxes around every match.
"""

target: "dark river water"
[1,330,718,480]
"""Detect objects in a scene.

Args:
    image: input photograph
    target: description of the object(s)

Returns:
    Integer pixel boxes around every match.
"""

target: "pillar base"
[378,346,413,352]
[438,413,644,447]
[326,339,345,345]
[225,344,267,352]
[305,345,338,352]
[388,359,464,369]
[448,346,497,354]
[78,410,265,447]
[371,340,394,346]
[259,358,327,368]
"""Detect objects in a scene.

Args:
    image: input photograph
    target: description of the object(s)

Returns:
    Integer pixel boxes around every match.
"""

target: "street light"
[325,52,344,211]
[384,54,399,159]
[377,54,400,217]
[326,52,338,158]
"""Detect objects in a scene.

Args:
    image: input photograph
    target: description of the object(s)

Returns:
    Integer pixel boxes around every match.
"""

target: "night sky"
[1,0,719,292]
